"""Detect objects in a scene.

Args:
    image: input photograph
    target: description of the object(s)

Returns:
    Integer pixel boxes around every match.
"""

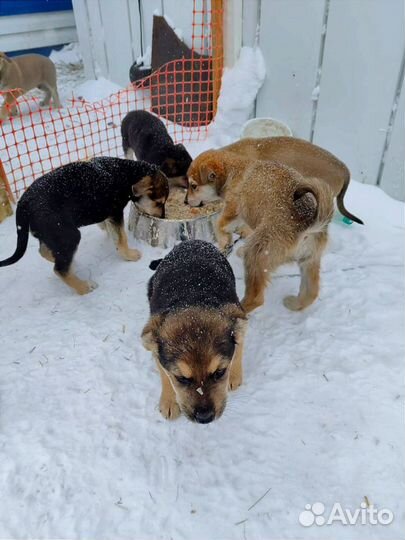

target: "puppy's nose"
[194,407,215,424]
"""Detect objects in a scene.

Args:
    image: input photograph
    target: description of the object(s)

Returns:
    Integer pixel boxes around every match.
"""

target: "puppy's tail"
[336,173,364,224]
[293,179,334,232]
[0,204,30,267]
[149,258,163,271]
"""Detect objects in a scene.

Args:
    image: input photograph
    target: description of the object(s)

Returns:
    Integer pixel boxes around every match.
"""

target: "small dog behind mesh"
[142,240,247,423]
[121,110,192,188]
[0,52,61,120]
[0,157,169,295]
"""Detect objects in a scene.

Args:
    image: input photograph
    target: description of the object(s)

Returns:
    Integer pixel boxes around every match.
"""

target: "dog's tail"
[0,204,30,267]
[336,172,364,224]
[149,258,163,271]
[292,178,334,232]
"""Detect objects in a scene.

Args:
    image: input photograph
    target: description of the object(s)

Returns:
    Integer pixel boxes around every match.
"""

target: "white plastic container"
[241,117,292,139]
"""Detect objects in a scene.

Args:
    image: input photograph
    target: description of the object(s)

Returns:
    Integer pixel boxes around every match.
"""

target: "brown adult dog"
[188,136,362,225]
[187,151,334,313]
[0,52,60,120]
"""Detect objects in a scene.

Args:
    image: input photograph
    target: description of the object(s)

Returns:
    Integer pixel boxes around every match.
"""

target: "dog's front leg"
[0,91,20,120]
[215,201,239,252]
[155,360,181,420]
[229,320,247,391]
[106,216,141,261]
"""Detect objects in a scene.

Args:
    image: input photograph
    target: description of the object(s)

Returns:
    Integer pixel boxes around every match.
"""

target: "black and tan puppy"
[121,110,192,187]
[0,157,168,294]
[142,240,247,423]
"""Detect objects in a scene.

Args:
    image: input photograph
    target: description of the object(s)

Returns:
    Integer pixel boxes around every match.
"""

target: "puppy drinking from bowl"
[187,151,334,313]
[0,52,61,120]
[121,110,192,188]
[0,157,169,294]
[142,240,247,423]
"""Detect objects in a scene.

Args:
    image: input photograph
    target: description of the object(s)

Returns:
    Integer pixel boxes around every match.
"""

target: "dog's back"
[10,54,57,91]
[148,240,240,314]
[223,137,362,225]
[121,110,173,162]
[240,161,333,241]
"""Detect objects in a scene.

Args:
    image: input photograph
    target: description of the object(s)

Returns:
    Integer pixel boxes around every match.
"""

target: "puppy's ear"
[132,175,153,197]
[152,169,169,199]
[141,315,162,353]
[207,169,216,183]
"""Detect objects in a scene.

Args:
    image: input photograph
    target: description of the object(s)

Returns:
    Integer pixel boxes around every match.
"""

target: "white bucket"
[241,117,292,139]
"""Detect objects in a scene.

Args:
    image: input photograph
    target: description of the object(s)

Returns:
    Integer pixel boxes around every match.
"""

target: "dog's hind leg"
[283,232,328,311]
[51,227,98,295]
[50,86,61,108]
[39,242,55,262]
[38,84,52,107]
[241,229,287,313]
[106,214,141,261]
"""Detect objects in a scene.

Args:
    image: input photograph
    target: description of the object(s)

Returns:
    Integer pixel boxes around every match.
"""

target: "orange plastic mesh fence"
[0,0,223,199]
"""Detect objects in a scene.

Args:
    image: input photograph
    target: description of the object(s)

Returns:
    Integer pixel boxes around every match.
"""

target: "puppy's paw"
[241,297,262,314]
[229,372,242,391]
[159,396,181,420]
[220,244,234,258]
[283,295,303,311]
[77,280,98,295]
[236,245,245,258]
[122,248,142,262]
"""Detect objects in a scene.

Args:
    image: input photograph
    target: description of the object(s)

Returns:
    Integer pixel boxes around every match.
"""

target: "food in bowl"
[138,187,223,221]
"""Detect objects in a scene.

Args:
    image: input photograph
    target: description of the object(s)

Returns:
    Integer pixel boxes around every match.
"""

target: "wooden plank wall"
[253,0,404,200]
[72,0,404,200]
[73,0,196,86]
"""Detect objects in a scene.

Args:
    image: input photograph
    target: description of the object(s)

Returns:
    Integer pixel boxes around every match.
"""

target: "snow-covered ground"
[0,45,404,540]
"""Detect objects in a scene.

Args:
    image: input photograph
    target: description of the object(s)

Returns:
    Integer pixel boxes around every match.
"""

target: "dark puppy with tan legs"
[121,110,192,187]
[142,240,247,423]
[0,157,168,294]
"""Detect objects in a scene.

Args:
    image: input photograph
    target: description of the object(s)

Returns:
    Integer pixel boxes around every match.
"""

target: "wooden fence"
[73,0,404,200]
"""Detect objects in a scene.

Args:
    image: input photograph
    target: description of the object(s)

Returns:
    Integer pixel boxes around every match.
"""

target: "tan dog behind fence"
[187,151,334,313]
[0,52,61,120]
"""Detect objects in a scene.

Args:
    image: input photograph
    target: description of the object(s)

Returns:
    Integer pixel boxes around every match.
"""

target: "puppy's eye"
[208,172,216,181]
[175,375,193,386]
[190,183,198,191]
[211,368,227,382]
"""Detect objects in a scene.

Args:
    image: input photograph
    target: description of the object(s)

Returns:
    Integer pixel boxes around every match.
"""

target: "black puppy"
[0,157,169,295]
[121,110,192,188]
[142,240,247,423]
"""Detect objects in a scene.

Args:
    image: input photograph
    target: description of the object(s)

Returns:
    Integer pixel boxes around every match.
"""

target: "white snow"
[73,77,123,103]
[0,44,404,540]
[209,46,266,145]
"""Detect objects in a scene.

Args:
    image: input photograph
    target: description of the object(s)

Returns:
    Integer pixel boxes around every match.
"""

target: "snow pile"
[209,46,266,145]
[50,43,83,66]
[73,77,123,102]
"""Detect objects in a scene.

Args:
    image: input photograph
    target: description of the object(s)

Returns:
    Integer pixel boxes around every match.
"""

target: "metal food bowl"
[128,202,220,249]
